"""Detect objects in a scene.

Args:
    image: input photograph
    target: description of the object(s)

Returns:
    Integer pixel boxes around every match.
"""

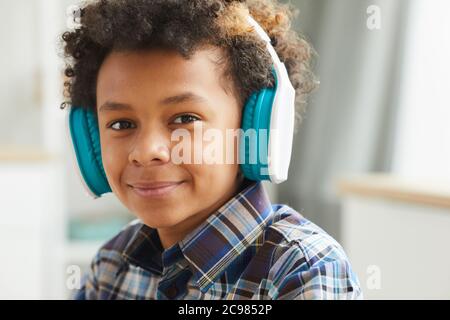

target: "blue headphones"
[67,16,296,198]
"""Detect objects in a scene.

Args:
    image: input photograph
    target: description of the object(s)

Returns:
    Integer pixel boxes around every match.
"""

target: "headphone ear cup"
[240,92,258,179]
[240,86,276,181]
[68,107,112,198]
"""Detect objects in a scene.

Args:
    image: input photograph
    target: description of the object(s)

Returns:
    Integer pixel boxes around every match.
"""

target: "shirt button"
[165,285,178,299]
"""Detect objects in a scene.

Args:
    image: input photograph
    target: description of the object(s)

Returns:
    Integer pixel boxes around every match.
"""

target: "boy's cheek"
[187,162,240,198]
[101,145,128,193]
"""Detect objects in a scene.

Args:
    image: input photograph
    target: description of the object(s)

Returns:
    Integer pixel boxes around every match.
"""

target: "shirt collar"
[122,179,274,292]
[123,224,186,276]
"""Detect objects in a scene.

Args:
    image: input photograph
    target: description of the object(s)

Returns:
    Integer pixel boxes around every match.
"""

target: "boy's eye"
[108,120,136,131]
[172,114,201,124]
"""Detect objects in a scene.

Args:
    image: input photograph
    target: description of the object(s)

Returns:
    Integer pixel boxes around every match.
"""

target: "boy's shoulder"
[90,219,143,270]
[101,218,143,252]
[263,204,356,274]
[256,204,362,299]
[266,204,346,255]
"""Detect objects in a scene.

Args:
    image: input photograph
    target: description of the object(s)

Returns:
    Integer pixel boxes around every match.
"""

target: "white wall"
[392,0,450,179]
[341,195,450,299]
[0,0,41,146]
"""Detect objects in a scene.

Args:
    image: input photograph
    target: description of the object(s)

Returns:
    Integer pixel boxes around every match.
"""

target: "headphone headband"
[246,15,296,183]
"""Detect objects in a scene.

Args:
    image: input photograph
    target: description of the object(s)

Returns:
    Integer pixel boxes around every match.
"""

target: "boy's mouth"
[128,181,185,198]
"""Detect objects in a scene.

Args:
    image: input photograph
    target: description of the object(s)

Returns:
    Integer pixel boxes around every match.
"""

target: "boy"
[61,0,362,299]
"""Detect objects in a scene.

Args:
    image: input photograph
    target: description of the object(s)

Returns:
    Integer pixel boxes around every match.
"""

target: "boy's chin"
[135,210,192,230]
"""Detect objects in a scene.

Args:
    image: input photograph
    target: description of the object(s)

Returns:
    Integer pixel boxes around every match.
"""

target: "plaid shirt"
[74,179,363,300]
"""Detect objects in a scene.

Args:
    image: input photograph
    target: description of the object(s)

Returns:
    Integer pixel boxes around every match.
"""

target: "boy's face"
[96,47,244,244]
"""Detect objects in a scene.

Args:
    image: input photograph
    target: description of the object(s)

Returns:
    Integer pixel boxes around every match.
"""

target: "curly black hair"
[60,0,318,130]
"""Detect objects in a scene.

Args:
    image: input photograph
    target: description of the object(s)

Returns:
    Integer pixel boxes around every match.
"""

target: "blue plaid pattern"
[74,179,363,300]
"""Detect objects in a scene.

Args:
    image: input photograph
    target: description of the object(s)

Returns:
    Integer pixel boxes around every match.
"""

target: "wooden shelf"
[337,174,450,209]
[0,145,55,162]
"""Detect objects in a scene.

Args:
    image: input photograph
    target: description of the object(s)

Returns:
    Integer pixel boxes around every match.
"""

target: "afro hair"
[60,0,319,130]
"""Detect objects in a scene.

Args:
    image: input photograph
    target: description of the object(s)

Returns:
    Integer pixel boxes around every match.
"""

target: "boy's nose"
[128,129,171,167]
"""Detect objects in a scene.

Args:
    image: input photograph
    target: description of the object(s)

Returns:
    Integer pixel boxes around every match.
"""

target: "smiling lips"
[129,181,184,198]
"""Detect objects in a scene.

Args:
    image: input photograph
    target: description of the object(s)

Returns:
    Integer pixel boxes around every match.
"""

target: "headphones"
[67,16,296,199]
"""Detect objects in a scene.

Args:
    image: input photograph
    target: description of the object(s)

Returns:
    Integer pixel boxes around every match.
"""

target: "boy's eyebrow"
[159,92,208,106]
[99,92,208,112]
[99,101,133,113]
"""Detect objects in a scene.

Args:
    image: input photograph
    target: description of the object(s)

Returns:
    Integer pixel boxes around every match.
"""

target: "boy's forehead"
[96,47,232,108]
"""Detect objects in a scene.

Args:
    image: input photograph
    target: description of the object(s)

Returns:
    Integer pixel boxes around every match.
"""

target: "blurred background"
[0,0,449,299]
